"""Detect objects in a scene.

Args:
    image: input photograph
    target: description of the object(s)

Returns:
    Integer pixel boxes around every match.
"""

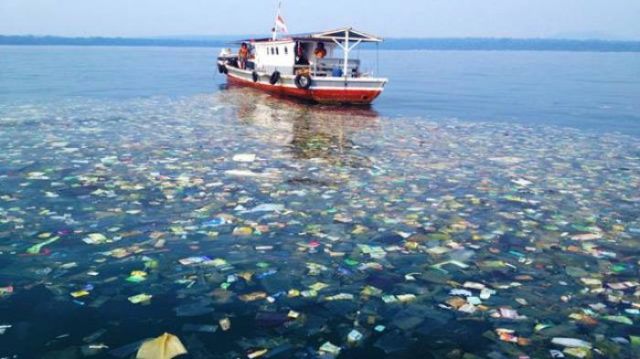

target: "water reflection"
[219,87,381,166]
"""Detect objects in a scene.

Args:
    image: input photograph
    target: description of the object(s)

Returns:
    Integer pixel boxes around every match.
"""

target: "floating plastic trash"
[136,332,187,359]
[1,93,640,358]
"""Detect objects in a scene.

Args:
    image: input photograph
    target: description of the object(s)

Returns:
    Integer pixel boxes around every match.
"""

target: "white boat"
[217,12,388,105]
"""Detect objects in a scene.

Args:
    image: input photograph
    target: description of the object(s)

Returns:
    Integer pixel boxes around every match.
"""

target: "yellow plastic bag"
[136,333,187,359]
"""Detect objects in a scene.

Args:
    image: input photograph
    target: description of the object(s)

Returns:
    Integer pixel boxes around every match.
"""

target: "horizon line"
[2,34,640,43]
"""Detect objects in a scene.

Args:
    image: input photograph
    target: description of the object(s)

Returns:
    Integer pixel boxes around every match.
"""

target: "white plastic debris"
[551,337,592,348]
[232,153,256,162]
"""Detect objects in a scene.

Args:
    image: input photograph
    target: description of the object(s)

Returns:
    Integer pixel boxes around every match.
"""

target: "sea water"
[0,46,639,358]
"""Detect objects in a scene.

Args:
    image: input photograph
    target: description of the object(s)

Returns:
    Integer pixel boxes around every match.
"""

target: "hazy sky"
[1,0,639,39]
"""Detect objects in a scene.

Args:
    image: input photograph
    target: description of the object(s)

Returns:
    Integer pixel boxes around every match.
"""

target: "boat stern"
[310,77,387,105]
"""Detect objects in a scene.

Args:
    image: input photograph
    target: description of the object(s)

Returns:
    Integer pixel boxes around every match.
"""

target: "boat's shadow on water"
[215,86,382,166]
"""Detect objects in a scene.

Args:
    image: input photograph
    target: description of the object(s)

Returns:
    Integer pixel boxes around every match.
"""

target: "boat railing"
[295,58,361,78]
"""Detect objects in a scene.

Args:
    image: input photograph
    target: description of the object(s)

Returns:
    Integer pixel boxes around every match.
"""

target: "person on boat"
[314,42,327,59]
[295,42,309,65]
[238,42,250,69]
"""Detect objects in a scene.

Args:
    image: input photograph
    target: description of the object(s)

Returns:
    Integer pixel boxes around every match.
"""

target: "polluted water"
[0,88,639,359]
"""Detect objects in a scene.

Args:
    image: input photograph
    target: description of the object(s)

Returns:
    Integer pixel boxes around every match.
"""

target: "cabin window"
[271,47,275,55]
[276,47,279,55]
[284,47,288,55]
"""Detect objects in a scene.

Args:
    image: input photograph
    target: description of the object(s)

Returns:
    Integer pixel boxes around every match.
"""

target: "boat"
[216,8,388,105]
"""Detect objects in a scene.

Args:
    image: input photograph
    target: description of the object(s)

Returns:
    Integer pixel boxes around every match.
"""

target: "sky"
[1,0,639,40]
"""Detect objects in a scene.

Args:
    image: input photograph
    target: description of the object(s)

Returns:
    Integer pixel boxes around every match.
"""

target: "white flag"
[275,10,288,33]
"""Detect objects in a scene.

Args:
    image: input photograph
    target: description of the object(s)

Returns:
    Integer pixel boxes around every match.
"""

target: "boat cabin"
[239,28,382,78]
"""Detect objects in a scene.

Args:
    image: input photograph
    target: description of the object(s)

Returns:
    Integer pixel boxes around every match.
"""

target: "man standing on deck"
[238,42,249,70]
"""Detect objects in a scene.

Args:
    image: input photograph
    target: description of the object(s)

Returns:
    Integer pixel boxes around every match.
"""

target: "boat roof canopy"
[239,27,383,44]
[308,28,383,42]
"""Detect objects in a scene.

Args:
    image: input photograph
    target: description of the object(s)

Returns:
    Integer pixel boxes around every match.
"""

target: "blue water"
[1,46,639,135]
[1,46,640,359]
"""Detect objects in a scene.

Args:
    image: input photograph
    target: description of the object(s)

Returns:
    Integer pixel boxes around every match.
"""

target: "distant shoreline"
[1,35,640,52]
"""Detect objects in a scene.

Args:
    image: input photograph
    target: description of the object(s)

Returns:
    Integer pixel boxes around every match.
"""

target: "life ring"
[269,71,281,85]
[218,63,228,74]
[294,74,312,90]
[252,71,259,83]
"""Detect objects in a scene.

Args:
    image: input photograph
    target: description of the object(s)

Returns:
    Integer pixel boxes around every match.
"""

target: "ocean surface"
[1,46,640,358]
[2,46,640,135]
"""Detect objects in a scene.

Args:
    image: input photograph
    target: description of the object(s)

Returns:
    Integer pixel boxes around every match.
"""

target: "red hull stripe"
[227,74,382,104]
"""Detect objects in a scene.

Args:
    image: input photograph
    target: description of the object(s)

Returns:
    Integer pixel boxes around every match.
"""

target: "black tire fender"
[218,63,227,74]
[294,74,312,90]
[269,71,281,85]
[252,71,259,83]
